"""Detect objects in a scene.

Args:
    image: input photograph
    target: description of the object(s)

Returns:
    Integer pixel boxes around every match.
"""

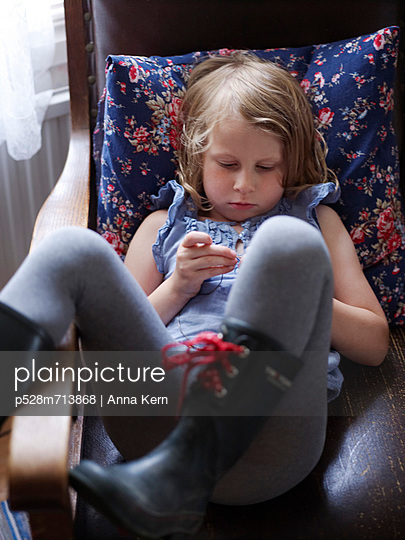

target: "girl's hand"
[171,231,237,299]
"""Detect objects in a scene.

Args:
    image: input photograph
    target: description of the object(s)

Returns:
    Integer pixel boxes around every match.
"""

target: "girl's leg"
[0,227,171,351]
[68,216,334,539]
[214,215,333,504]
[0,227,179,454]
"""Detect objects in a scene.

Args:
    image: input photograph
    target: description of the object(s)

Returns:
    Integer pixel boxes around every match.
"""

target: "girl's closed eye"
[218,163,276,171]
[219,161,238,169]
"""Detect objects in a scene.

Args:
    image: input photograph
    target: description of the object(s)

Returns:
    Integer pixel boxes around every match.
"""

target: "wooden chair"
[3,1,405,538]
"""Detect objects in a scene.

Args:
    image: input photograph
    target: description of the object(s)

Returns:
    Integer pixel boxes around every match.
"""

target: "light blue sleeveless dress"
[151,180,344,400]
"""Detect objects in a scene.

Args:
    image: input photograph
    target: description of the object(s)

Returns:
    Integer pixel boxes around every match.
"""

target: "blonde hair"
[177,52,337,210]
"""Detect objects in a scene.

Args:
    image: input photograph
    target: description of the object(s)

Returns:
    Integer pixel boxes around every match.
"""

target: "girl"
[0,53,388,537]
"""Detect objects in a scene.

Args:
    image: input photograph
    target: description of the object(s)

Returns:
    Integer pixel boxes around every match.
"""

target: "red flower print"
[373,33,385,51]
[314,72,325,88]
[318,107,334,127]
[129,63,141,83]
[379,84,394,112]
[350,227,365,244]
[366,53,375,64]
[140,162,151,176]
[376,208,394,240]
[101,231,125,257]
[120,159,132,176]
[169,128,178,150]
[133,126,150,144]
[168,97,183,127]
[387,234,402,252]
[300,79,310,94]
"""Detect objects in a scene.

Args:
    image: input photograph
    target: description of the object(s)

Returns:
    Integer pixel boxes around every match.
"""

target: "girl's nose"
[233,170,255,193]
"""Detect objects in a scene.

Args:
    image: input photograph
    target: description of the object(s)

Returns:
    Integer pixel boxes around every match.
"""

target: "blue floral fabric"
[94,27,404,325]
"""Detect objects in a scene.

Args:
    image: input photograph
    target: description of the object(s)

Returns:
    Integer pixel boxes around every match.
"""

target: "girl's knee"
[249,216,331,270]
[40,227,107,255]
[50,226,101,245]
[256,215,320,242]
[34,227,117,272]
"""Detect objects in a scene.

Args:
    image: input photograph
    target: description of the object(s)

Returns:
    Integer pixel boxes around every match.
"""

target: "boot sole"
[69,461,204,538]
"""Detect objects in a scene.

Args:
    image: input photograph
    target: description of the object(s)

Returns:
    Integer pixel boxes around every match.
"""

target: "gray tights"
[0,216,333,504]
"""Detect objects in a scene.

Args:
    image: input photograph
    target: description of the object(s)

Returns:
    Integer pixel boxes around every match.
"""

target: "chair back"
[86,0,404,146]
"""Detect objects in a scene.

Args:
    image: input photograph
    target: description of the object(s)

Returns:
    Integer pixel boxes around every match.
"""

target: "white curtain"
[0,0,55,161]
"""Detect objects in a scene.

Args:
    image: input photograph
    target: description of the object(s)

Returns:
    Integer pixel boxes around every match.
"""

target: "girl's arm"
[124,210,168,295]
[125,211,237,325]
[317,205,389,366]
[124,210,189,323]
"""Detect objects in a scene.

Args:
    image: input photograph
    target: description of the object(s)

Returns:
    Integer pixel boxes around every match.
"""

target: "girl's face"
[201,119,285,223]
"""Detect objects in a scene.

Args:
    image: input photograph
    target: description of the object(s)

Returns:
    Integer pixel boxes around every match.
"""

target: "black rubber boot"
[69,318,303,538]
[0,301,54,352]
[0,301,54,426]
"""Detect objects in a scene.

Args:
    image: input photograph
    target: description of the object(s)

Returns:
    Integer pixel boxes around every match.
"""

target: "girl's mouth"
[229,203,256,209]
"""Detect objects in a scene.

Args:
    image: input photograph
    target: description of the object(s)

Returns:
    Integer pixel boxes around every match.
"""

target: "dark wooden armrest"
[31,128,91,248]
[0,418,12,503]
[9,413,82,540]
[7,128,91,538]
[8,361,84,539]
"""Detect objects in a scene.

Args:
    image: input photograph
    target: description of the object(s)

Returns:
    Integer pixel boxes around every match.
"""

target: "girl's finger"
[188,256,237,271]
[199,264,236,279]
[182,243,237,261]
[182,231,212,248]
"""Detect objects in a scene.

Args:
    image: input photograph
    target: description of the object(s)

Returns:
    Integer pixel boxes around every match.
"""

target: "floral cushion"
[94,27,405,325]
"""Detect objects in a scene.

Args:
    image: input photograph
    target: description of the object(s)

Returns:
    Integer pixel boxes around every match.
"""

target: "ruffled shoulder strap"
[150,180,197,274]
[149,179,190,213]
[288,181,340,229]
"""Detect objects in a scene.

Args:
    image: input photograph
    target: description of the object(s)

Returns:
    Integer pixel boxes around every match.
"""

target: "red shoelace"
[162,331,246,415]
